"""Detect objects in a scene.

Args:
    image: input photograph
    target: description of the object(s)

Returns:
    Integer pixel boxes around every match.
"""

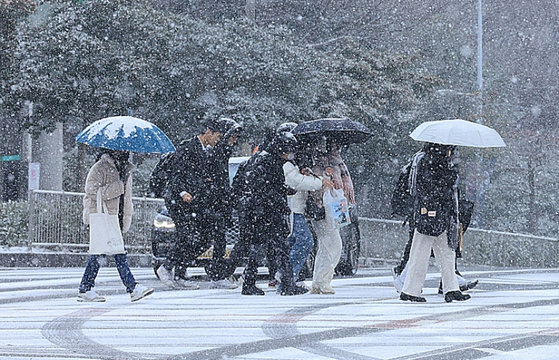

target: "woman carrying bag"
[78,149,154,302]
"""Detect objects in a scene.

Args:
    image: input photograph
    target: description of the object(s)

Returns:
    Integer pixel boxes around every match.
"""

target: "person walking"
[78,149,154,302]
[391,147,478,294]
[283,155,334,290]
[156,118,233,290]
[240,132,308,296]
[203,118,243,288]
[226,124,294,285]
[399,143,471,303]
[308,137,349,294]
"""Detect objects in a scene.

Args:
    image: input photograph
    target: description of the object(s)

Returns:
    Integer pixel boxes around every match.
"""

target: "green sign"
[1,155,21,162]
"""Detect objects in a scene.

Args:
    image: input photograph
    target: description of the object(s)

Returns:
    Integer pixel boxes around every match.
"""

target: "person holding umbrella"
[399,143,470,303]
[398,119,505,302]
[78,149,154,302]
[75,115,176,302]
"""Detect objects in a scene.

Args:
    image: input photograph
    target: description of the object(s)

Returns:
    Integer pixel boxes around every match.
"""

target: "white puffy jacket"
[283,161,323,214]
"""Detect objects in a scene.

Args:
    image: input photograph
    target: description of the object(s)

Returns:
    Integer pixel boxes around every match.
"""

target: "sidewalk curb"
[0,252,153,268]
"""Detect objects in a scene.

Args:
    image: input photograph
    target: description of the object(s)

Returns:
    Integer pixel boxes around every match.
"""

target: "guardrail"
[27,190,559,268]
[357,217,559,268]
[28,190,162,253]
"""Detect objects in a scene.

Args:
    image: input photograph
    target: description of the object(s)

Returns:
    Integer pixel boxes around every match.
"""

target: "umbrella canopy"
[410,119,506,148]
[292,118,372,145]
[76,116,176,154]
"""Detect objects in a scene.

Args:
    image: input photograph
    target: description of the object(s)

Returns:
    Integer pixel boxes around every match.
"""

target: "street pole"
[477,0,483,123]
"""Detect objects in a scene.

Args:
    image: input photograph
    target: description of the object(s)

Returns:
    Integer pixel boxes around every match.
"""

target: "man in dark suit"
[156,118,237,289]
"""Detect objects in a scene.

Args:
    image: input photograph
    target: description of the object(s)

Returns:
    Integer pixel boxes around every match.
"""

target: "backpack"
[148,153,174,198]
[391,161,413,218]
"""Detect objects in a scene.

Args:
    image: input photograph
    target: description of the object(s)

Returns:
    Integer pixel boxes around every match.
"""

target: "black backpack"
[391,161,413,218]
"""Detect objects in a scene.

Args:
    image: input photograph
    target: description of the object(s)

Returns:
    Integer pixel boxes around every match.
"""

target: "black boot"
[444,290,471,303]
[241,284,265,296]
[459,279,479,292]
[400,292,427,303]
[281,285,308,296]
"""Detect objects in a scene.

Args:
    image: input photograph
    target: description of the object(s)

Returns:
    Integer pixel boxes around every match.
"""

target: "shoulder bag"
[89,190,125,255]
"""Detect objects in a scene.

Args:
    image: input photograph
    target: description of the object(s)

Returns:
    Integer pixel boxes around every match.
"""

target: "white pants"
[401,230,459,297]
[311,218,342,292]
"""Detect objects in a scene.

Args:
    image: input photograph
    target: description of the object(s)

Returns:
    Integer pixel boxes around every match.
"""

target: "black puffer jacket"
[242,150,289,221]
[413,149,459,239]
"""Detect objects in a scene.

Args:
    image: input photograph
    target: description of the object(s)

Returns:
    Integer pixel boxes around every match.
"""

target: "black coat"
[207,141,235,218]
[242,150,289,222]
[165,136,219,222]
[413,152,459,240]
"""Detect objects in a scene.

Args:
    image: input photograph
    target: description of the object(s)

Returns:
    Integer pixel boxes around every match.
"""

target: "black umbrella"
[292,118,372,145]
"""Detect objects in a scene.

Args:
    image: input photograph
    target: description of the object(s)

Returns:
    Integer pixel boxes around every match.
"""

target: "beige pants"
[401,230,459,297]
[311,218,342,292]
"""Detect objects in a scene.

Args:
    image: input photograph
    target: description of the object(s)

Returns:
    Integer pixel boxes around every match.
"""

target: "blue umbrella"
[76,116,176,154]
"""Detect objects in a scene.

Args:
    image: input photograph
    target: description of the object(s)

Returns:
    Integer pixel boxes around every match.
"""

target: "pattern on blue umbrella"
[76,116,176,154]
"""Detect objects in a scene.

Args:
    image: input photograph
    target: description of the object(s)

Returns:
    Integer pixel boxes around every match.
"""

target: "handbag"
[305,196,325,221]
[89,190,125,255]
[323,188,351,229]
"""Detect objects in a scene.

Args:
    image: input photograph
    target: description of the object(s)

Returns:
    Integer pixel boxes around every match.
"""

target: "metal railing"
[26,190,559,268]
[28,190,163,253]
[357,217,559,268]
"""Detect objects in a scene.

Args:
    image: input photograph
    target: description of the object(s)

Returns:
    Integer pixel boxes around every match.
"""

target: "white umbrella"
[410,119,506,148]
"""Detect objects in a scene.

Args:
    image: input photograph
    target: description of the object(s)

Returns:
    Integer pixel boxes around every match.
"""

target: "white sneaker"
[174,278,200,290]
[130,284,154,302]
[156,265,176,288]
[77,288,106,302]
[209,279,238,289]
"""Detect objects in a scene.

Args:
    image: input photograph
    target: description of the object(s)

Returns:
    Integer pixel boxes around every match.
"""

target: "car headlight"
[153,213,175,230]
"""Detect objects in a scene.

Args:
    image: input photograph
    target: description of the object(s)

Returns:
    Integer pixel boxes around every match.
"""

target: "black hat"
[204,117,229,134]
[425,142,456,156]
[269,131,298,155]
[218,117,243,138]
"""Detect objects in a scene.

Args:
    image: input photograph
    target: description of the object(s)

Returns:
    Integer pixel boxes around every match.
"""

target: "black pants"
[225,211,277,279]
[166,205,228,281]
[242,214,295,290]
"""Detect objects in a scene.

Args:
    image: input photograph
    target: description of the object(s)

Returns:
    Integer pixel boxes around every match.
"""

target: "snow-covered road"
[1,266,559,360]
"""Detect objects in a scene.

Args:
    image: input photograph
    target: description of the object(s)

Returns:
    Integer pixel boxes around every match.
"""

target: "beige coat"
[82,153,134,233]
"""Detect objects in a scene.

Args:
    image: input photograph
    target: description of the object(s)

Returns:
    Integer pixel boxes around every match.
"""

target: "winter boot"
[459,279,479,292]
[241,284,265,296]
[400,292,427,303]
[444,290,471,303]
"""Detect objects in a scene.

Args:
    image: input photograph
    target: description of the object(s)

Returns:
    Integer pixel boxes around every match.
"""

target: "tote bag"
[89,190,125,255]
[323,188,351,229]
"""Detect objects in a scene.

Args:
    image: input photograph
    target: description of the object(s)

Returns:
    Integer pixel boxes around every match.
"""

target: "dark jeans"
[79,254,136,293]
